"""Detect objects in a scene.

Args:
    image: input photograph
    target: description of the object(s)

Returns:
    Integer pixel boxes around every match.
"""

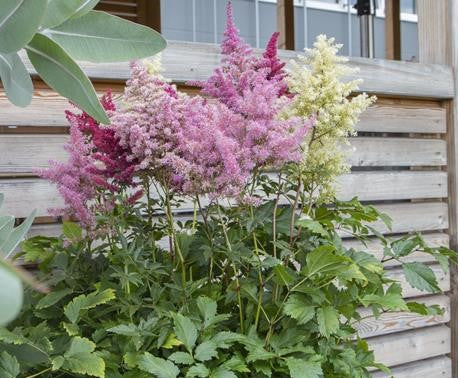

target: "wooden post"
[418,1,458,376]
[277,0,295,50]
[385,0,401,60]
[137,0,161,32]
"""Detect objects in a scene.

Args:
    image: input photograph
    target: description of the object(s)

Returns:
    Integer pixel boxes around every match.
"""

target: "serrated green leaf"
[41,0,96,29]
[305,246,348,278]
[361,293,408,311]
[221,355,249,373]
[36,288,73,310]
[0,0,47,53]
[317,306,339,338]
[210,332,245,349]
[0,52,33,107]
[172,313,197,353]
[107,324,139,337]
[123,352,139,368]
[62,322,80,336]
[46,11,166,63]
[197,296,217,328]
[26,33,109,124]
[0,328,28,345]
[0,351,20,378]
[186,363,209,378]
[210,368,237,378]
[273,265,295,286]
[161,333,183,349]
[403,262,441,293]
[296,218,328,237]
[286,357,323,378]
[62,221,82,241]
[55,337,105,378]
[284,295,315,325]
[137,352,179,378]
[195,341,218,362]
[168,352,194,365]
[64,288,116,324]
[407,302,443,316]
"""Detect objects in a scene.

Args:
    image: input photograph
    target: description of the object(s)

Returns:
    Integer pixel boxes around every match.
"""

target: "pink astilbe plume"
[111,62,251,198]
[38,94,139,229]
[193,1,313,168]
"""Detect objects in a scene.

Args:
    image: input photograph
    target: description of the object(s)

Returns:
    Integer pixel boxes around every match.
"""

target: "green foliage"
[2,36,456,377]
[0,0,166,122]
[0,194,36,326]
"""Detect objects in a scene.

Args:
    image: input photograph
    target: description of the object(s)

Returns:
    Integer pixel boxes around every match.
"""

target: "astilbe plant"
[2,3,456,378]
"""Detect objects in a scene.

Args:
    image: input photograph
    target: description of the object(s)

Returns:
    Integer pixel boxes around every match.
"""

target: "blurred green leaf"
[0,52,33,107]
[26,33,110,124]
[0,0,47,53]
[41,0,97,29]
[0,263,23,326]
[46,11,166,63]
[0,351,20,378]
[0,210,36,258]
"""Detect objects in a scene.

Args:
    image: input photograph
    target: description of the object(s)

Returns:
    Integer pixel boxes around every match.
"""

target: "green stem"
[217,204,245,333]
[25,367,52,378]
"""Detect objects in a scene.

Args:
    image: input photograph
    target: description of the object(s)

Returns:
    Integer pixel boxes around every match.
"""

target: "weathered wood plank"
[357,104,446,134]
[347,137,447,166]
[337,171,447,202]
[0,135,447,174]
[368,325,450,368]
[0,172,448,218]
[357,295,450,338]
[385,0,401,61]
[372,356,451,378]
[18,41,454,98]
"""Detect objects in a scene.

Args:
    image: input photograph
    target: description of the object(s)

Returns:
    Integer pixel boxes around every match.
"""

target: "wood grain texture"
[368,325,450,368]
[18,41,454,99]
[0,135,446,174]
[0,172,448,218]
[357,104,446,133]
[357,295,450,338]
[372,356,451,377]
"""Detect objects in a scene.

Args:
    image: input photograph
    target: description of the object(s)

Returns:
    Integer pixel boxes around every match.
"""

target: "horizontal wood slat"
[1,88,446,135]
[0,172,448,218]
[372,356,451,378]
[357,104,447,133]
[18,42,454,98]
[0,135,447,174]
[369,325,450,368]
[357,294,450,338]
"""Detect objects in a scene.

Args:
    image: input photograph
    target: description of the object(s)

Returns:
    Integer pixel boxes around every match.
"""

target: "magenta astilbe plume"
[38,93,139,228]
[111,62,251,198]
[194,1,312,168]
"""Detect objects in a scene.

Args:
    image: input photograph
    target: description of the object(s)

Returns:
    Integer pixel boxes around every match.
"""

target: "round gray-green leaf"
[26,33,110,124]
[0,264,23,325]
[0,0,48,53]
[41,0,98,29]
[0,52,33,107]
[46,10,167,63]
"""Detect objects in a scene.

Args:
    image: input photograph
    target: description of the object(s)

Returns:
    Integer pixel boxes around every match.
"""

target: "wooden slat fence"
[0,40,455,376]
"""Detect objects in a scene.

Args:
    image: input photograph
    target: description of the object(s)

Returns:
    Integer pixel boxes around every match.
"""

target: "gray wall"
[161,0,418,61]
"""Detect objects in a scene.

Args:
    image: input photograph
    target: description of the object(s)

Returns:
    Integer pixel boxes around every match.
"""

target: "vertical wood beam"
[277,0,295,50]
[137,0,161,32]
[385,0,401,60]
[418,1,458,377]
